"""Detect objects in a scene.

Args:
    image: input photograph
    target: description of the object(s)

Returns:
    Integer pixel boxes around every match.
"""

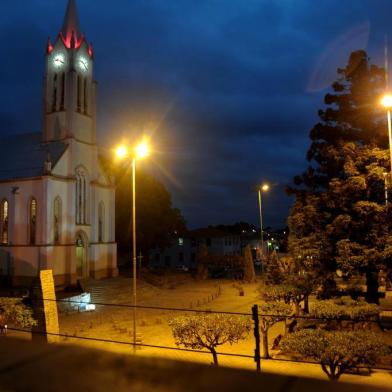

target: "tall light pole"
[383,172,389,206]
[258,184,269,267]
[381,94,392,208]
[381,94,392,175]
[115,140,150,353]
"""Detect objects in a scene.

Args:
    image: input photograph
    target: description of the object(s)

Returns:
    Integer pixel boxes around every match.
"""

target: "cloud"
[1,0,391,228]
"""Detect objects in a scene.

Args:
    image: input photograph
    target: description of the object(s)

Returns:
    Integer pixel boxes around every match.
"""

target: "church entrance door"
[76,233,88,279]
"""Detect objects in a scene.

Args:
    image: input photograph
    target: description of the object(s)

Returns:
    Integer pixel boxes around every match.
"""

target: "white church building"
[0,0,118,287]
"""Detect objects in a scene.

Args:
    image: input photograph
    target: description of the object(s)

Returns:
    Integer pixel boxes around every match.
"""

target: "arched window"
[76,168,88,225]
[52,74,58,112]
[0,200,9,245]
[29,198,37,245]
[60,73,65,110]
[98,202,104,242]
[77,75,82,112]
[83,78,88,114]
[54,197,61,244]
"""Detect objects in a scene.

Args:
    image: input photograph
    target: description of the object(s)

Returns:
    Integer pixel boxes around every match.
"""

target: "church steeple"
[62,0,80,38]
[60,0,84,49]
[43,0,97,144]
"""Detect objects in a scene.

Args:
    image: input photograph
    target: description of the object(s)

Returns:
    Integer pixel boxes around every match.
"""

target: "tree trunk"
[365,268,379,304]
[328,374,340,382]
[294,301,300,317]
[321,363,341,382]
[262,330,269,359]
[304,296,309,313]
[386,267,392,289]
[210,348,218,366]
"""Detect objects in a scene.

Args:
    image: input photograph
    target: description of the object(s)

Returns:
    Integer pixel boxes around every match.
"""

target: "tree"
[288,50,390,302]
[0,298,37,329]
[169,314,250,366]
[262,284,293,304]
[111,163,186,259]
[308,297,379,330]
[292,50,386,191]
[243,246,256,282]
[259,302,292,358]
[262,282,312,316]
[281,329,389,381]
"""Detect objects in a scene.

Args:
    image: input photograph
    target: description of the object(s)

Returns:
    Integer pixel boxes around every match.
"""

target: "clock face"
[53,53,65,68]
[78,57,89,72]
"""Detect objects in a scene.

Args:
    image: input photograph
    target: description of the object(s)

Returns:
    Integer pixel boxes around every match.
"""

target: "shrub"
[0,298,37,329]
[243,245,256,282]
[309,298,379,329]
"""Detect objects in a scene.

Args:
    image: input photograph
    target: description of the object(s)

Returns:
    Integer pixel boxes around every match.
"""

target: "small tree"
[259,302,292,358]
[262,284,292,304]
[169,313,250,365]
[281,329,389,381]
[0,298,37,329]
[243,245,256,282]
[262,283,308,316]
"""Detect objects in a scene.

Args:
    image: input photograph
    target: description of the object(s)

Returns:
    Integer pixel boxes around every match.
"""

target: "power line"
[37,297,384,322]
[4,326,391,371]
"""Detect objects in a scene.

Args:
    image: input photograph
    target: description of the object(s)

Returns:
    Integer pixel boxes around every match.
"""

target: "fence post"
[252,304,261,372]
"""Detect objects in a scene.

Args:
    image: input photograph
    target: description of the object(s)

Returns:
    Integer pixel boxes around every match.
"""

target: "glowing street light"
[115,138,150,353]
[258,183,269,268]
[135,141,150,159]
[115,145,128,160]
[381,94,392,109]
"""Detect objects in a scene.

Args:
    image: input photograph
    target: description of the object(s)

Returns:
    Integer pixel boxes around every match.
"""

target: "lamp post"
[381,94,392,178]
[258,184,269,269]
[115,140,150,353]
[383,172,389,206]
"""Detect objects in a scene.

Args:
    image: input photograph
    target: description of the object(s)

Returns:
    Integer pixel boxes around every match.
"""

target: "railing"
[3,297,392,373]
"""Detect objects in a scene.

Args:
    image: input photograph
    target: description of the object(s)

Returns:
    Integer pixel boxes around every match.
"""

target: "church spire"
[62,0,80,39]
[59,0,84,48]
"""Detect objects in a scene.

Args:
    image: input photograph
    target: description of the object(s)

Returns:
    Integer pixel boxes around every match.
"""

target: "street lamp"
[258,183,269,266]
[381,94,392,179]
[115,139,150,353]
[383,172,389,206]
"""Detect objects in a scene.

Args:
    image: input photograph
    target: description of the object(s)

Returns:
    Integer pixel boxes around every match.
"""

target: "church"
[0,0,118,287]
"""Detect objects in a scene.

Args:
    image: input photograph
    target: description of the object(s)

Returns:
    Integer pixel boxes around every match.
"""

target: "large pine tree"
[288,50,391,302]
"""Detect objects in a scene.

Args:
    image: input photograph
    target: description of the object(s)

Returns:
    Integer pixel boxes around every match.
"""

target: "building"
[0,0,117,287]
[149,228,242,270]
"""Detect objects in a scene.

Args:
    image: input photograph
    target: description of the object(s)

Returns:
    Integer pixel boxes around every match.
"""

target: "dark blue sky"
[0,0,391,228]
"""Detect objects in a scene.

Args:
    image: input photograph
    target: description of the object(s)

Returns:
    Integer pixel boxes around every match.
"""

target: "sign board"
[40,269,60,343]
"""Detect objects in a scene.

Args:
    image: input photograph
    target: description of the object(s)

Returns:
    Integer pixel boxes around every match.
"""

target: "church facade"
[0,0,118,287]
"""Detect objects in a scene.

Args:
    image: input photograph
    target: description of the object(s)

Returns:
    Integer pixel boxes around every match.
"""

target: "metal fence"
[3,297,392,373]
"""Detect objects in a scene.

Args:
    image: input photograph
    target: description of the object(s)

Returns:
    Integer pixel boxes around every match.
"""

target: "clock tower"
[43,0,96,144]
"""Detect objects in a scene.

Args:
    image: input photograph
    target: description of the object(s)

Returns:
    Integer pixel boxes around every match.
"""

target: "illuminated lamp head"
[381,94,392,109]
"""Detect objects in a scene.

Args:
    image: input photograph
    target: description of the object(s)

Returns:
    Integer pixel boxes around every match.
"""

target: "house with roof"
[0,0,117,287]
[149,227,242,270]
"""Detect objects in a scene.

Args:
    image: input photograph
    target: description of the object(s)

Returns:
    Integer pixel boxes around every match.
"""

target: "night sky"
[1,0,391,229]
